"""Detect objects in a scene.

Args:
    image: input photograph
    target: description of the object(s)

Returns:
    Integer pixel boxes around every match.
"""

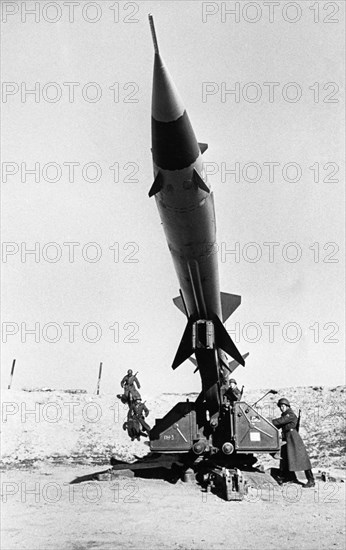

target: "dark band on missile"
[152,111,200,170]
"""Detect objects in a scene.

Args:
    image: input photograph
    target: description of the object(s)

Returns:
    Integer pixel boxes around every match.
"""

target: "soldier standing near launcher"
[119,370,141,404]
[272,398,315,488]
[225,378,242,403]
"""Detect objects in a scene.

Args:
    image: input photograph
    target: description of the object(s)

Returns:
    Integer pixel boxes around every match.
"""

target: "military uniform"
[225,379,241,403]
[123,419,142,441]
[129,400,151,433]
[272,399,314,487]
[120,371,141,402]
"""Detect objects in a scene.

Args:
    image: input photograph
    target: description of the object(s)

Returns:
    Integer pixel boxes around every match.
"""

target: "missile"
[148,15,245,421]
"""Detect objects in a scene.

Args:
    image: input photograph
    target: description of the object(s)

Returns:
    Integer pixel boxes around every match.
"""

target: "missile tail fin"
[175,291,242,322]
[188,356,198,372]
[173,295,185,314]
[171,319,194,370]
[173,290,189,317]
[214,315,245,366]
[228,352,249,373]
[189,356,197,367]
[220,292,241,322]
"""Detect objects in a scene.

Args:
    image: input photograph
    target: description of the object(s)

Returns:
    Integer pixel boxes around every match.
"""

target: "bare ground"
[1,463,345,550]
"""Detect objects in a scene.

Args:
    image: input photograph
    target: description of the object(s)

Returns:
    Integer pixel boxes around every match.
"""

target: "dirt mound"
[1,387,345,469]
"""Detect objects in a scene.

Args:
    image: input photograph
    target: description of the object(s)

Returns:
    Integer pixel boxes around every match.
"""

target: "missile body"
[148,16,244,422]
[151,54,220,321]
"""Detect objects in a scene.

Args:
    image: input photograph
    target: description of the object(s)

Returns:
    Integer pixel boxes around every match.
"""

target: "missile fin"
[192,169,210,194]
[188,356,198,372]
[198,142,208,154]
[173,290,189,317]
[220,292,241,322]
[171,319,194,370]
[189,356,197,367]
[173,295,185,315]
[148,171,163,197]
[228,352,249,373]
[213,315,245,366]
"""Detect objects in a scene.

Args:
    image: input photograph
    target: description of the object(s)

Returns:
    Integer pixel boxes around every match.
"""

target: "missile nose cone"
[149,15,200,170]
[152,54,185,123]
[149,14,185,122]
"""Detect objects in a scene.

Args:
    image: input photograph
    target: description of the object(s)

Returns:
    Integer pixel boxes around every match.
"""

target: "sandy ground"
[1,463,345,550]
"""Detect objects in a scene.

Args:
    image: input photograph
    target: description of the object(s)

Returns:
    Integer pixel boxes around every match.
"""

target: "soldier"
[120,369,141,404]
[225,378,242,403]
[272,398,315,488]
[123,418,141,441]
[129,397,151,435]
[123,406,148,441]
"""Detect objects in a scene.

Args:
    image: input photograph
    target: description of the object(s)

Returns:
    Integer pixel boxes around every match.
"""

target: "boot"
[285,471,301,484]
[277,470,299,485]
[303,469,315,488]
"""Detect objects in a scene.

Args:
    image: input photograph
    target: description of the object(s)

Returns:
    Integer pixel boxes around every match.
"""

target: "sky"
[1,0,345,396]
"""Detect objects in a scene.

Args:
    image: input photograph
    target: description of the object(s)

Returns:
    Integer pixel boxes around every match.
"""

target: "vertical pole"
[8,359,16,389]
[96,362,103,395]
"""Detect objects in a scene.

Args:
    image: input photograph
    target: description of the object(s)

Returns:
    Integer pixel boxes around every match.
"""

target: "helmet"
[229,378,237,384]
[127,369,133,375]
[277,398,290,407]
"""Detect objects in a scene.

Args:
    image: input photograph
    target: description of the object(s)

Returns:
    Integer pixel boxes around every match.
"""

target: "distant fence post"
[96,362,103,395]
[8,359,16,389]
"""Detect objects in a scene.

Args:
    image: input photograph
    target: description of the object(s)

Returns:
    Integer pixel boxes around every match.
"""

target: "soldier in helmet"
[272,397,315,488]
[123,404,148,442]
[119,369,141,404]
[128,397,151,435]
[225,378,242,403]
